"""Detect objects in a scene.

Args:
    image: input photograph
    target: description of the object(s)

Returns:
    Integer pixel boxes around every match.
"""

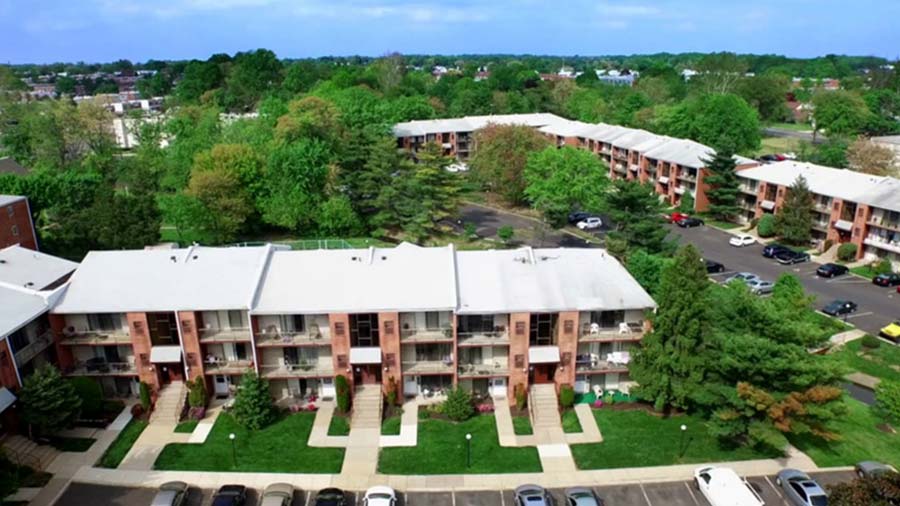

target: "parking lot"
[56,471,855,506]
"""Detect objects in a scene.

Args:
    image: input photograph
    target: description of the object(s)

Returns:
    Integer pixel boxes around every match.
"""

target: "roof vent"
[351,256,359,261]
[381,256,387,261]
[0,259,5,264]
[25,282,34,287]
[193,255,198,260]
[170,256,177,263]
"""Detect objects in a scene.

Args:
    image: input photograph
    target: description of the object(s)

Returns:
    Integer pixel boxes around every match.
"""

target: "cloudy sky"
[2,0,898,63]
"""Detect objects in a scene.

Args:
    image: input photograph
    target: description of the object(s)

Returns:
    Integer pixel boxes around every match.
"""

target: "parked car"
[564,487,603,506]
[816,263,849,278]
[514,485,554,506]
[729,234,757,247]
[313,488,347,506]
[576,217,603,230]
[725,272,760,284]
[747,279,775,295]
[775,469,828,506]
[568,211,593,225]
[774,250,811,265]
[855,461,898,479]
[705,260,726,273]
[822,299,858,316]
[694,466,764,506]
[665,212,690,223]
[260,483,294,506]
[677,217,704,228]
[212,485,247,506]
[762,243,792,258]
[151,481,189,506]
[362,486,396,506]
[879,321,900,343]
[873,273,900,287]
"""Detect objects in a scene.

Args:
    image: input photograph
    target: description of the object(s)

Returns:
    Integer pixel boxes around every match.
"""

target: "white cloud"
[295,1,490,24]
[595,2,662,17]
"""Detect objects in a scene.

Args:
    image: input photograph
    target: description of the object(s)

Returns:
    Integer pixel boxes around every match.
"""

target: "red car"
[666,212,689,223]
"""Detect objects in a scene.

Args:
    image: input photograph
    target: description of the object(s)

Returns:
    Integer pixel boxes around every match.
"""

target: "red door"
[532,364,556,384]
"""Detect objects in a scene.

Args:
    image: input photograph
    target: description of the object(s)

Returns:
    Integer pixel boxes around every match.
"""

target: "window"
[10,225,18,237]
[529,313,558,345]
[8,328,29,353]
[6,205,12,218]
[425,312,440,329]
[88,313,120,332]
[350,313,380,347]
[789,483,807,501]
[280,315,305,334]
[234,343,248,361]
[227,310,246,329]
[458,315,494,334]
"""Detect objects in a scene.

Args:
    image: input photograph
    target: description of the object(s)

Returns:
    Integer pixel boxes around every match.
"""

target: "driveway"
[762,127,824,144]
[458,203,600,248]
[668,225,898,337]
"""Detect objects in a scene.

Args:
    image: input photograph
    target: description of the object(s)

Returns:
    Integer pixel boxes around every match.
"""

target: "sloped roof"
[609,129,663,150]
[643,138,755,169]
[0,195,25,207]
[0,245,78,290]
[392,113,568,137]
[0,284,49,338]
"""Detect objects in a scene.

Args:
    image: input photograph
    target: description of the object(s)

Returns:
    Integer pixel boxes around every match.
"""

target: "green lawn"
[174,420,199,433]
[850,265,878,280]
[97,418,148,468]
[753,137,803,157]
[571,409,782,469]
[765,122,813,132]
[512,416,533,435]
[381,415,402,436]
[790,398,900,467]
[832,338,900,383]
[378,415,542,474]
[155,413,344,473]
[810,311,853,342]
[562,410,583,433]
[50,437,95,452]
[328,414,351,436]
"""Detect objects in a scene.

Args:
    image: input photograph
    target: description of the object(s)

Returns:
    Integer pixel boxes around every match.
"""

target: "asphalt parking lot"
[56,471,856,506]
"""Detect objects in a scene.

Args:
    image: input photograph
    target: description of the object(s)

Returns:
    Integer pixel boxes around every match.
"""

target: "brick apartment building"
[47,243,655,405]
[0,196,39,251]
[393,113,757,213]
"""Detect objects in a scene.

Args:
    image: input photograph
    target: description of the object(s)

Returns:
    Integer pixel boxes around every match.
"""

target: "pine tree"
[231,370,275,430]
[775,175,814,246]
[20,365,82,437]
[358,136,415,234]
[702,148,741,221]
[630,245,711,411]
[603,180,672,255]
[404,141,462,243]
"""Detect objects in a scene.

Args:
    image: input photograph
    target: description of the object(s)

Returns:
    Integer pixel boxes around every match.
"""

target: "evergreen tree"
[359,136,416,234]
[231,370,275,430]
[631,245,711,411]
[20,365,82,437]
[775,175,814,246]
[702,148,741,221]
[602,180,672,255]
[403,141,462,243]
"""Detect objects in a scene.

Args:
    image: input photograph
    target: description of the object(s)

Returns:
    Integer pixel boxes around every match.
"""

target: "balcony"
[613,165,627,174]
[203,359,254,375]
[812,221,829,232]
[574,355,630,374]
[868,218,900,232]
[198,328,251,343]
[457,362,508,378]
[14,331,54,367]
[864,237,900,255]
[59,330,132,346]
[260,363,334,379]
[739,185,758,196]
[580,322,645,342]
[66,359,137,376]
[679,172,697,183]
[457,330,509,347]
[401,361,454,375]
[255,330,331,347]
[400,327,453,343]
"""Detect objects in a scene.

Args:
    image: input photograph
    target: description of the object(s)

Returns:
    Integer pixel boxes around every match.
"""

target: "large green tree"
[259,139,331,233]
[524,146,608,227]
[469,123,550,205]
[602,179,672,255]
[185,168,253,245]
[812,90,872,137]
[775,175,814,246]
[231,370,275,430]
[20,365,82,437]
[402,142,462,243]
[659,93,760,154]
[702,147,742,221]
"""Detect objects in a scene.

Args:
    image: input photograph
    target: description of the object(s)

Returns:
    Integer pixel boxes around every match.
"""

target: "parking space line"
[846,311,873,319]
[683,482,701,506]
[639,483,654,506]
[764,476,789,506]
[304,489,311,506]
[451,490,456,506]
[499,490,505,506]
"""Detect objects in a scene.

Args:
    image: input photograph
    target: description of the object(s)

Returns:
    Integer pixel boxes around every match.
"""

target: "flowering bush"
[289,404,302,413]
[306,403,318,411]
[592,399,604,409]
[189,406,206,420]
[476,403,494,413]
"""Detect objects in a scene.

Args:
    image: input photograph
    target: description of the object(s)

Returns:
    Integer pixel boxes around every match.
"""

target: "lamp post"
[678,424,687,458]
[229,433,236,468]
[465,433,472,468]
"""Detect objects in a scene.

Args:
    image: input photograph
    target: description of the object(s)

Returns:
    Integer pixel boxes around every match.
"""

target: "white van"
[694,466,765,506]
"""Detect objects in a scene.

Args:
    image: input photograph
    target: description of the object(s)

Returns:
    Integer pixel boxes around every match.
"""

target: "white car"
[729,234,757,247]
[576,217,603,230]
[694,466,764,506]
[446,162,469,173]
[363,486,397,506]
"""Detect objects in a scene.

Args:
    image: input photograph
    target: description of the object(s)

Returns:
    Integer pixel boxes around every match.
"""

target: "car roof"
[152,490,179,506]
[796,480,826,495]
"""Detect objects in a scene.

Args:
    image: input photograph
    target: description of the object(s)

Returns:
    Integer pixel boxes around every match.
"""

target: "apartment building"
[0,196,38,251]
[47,243,655,404]
[393,114,758,213]
[736,161,900,266]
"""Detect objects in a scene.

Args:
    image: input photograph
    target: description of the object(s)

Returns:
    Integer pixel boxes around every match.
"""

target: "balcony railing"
[14,331,54,367]
[864,237,900,255]
[401,361,454,375]
[574,358,629,373]
[739,185,758,195]
[203,359,254,374]
[457,330,509,346]
[457,362,509,378]
[400,327,453,342]
[679,173,697,183]
[260,363,334,379]
[59,330,132,346]
[66,360,137,376]
[255,329,331,347]
[198,328,251,343]
[812,221,829,232]
[868,218,900,231]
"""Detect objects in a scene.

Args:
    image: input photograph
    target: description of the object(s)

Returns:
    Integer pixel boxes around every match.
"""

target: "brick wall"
[0,340,20,389]
[178,311,204,382]
[379,311,400,394]
[127,312,158,391]
[555,311,578,390]
[0,199,37,250]
[329,313,351,388]
[508,312,530,405]
[49,314,75,372]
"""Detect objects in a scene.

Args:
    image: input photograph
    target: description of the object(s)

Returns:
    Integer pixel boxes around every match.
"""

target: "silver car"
[152,481,188,506]
[564,487,603,506]
[515,484,553,506]
[775,469,828,506]
[261,483,294,506]
[725,272,759,284]
[855,460,897,479]
[747,279,775,295]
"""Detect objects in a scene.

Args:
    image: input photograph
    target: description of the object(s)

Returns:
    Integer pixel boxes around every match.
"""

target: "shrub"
[757,214,777,238]
[875,380,900,423]
[559,384,575,409]
[385,376,398,407]
[823,239,834,252]
[837,243,858,262]
[188,407,206,420]
[514,383,527,411]
[231,370,275,430]
[70,377,103,418]
[20,366,82,437]
[139,381,152,412]
[130,404,144,418]
[874,258,895,276]
[464,222,477,239]
[335,375,351,414]
[497,225,514,244]
[187,377,207,408]
[861,334,882,349]
[442,387,474,422]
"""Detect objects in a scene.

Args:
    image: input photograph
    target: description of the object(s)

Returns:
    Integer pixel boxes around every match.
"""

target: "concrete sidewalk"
[379,401,418,447]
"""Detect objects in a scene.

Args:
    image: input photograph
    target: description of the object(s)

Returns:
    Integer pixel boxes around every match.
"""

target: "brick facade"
[508,312,530,404]
[329,313,351,387]
[378,311,401,394]
[554,311,579,390]
[0,198,37,250]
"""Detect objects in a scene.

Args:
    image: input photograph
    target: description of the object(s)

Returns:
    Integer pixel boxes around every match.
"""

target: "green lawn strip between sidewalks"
[174,420,199,433]
[327,414,350,436]
[512,416,533,436]
[832,338,900,383]
[97,418,148,468]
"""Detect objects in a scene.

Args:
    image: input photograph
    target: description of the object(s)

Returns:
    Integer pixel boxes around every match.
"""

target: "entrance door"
[159,362,185,385]
[353,365,381,385]
[489,377,507,398]
[214,375,230,396]
[531,364,556,384]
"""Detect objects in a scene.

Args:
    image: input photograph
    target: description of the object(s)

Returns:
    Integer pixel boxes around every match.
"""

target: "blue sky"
[2,0,898,63]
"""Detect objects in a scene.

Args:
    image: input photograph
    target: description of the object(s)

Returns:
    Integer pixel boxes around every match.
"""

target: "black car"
[705,260,725,273]
[212,485,247,506]
[873,273,900,287]
[314,488,347,506]
[774,250,810,265]
[817,263,850,278]
[677,217,704,228]
[822,299,858,316]
[762,243,792,258]
[568,211,592,225]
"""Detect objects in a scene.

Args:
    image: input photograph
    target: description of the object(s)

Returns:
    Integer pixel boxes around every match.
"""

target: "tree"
[335,375,351,413]
[222,49,283,111]
[69,377,103,419]
[442,387,474,422]
[185,168,253,244]
[274,96,343,147]
[20,365,82,437]
[829,472,900,506]
[524,146,608,227]
[875,380,900,424]
[631,245,711,411]
[775,175,814,246]
[695,52,748,94]
[259,139,331,233]
[626,250,674,297]
[735,74,789,122]
[602,180,672,255]
[372,53,406,95]
[757,214,777,237]
[799,137,849,168]
[469,124,550,205]
[403,142,462,243]
[174,59,224,104]
[659,93,760,154]
[231,370,275,430]
[318,195,363,237]
[702,147,742,221]
[136,72,172,98]
[812,90,872,137]
[846,137,897,176]
[354,136,415,233]
[86,189,162,250]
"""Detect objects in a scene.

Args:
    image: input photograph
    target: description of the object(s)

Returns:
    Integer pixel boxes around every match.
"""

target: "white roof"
[609,129,662,150]
[393,113,568,137]
[0,195,24,207]
[0,245,78,290]
[588,124,632,143]
[455,247,655,314]
[644,138,754,169]
[252,243,457,314]
[53,245,273,313]
[0,284,49,338]
[0,388,16,414]
[738,161,900,213]
[349,347,381,364]
[150,346,182,363]
[528,346,560,364]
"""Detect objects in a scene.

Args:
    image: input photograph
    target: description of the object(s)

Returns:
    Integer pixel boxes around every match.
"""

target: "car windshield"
[368,493,392,500]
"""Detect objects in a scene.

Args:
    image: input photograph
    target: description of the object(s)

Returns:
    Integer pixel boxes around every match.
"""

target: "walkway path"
[379,400,418,447]
[340,386,382,488]
[307,401,349,448]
